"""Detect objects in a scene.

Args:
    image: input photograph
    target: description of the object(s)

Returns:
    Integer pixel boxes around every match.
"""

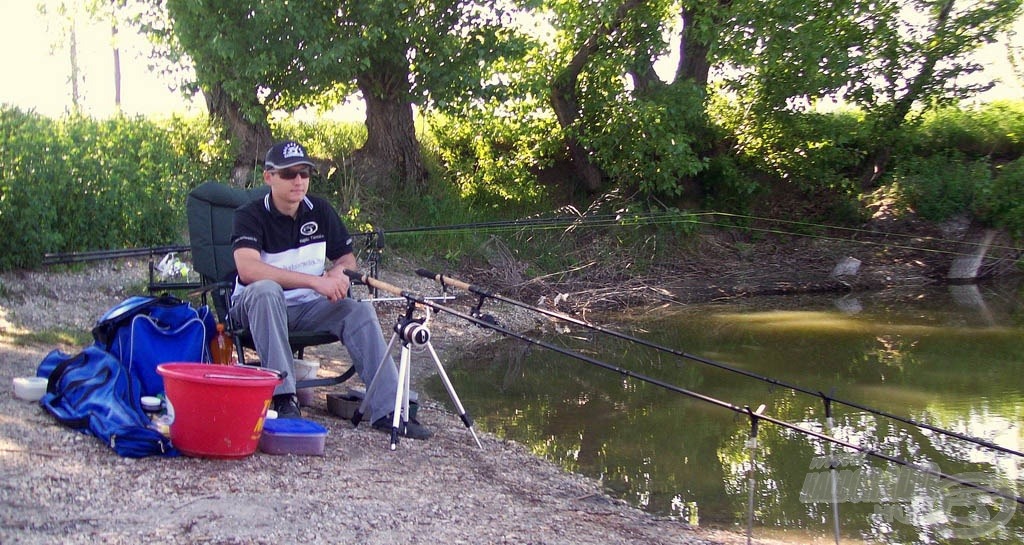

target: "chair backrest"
[186,181,270,284]
[185,181,345,364]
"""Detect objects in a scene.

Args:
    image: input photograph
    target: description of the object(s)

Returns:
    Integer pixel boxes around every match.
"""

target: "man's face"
[265,166,312,207]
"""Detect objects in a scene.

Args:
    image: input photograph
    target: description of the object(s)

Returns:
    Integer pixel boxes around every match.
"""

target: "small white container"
[140,396,163,413]
[293,359,320,407]
[13,377,48,401]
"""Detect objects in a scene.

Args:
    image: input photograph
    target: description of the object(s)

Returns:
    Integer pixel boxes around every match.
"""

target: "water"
[426,283,1024,544]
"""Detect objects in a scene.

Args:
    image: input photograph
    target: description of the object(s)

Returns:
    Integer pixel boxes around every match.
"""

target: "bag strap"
[93,294,187,349]
[45,351,88,395]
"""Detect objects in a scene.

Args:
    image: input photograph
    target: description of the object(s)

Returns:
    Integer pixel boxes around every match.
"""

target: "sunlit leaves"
[161,0,527,118]
[720,0,1022,116]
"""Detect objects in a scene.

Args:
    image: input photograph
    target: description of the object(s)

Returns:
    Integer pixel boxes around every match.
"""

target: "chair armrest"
[189,279,235,325]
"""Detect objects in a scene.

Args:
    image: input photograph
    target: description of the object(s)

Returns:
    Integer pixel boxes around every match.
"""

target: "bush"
[974,157,1024,237]
[908,101,1024,160]
[582,84,709,199]
[426,110,555,213]
[0,108,64,269]
[0,106,232,270]
[888,154,991,221]
[709,97,869,195]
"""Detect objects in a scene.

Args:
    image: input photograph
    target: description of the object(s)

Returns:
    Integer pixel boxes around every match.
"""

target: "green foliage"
[371,145,498,264]
[0,106,231,270]
[273,118,367,162]
[581,84,709,198]
[5,95,1024,277]
[710,95,867,193]
[697,154,762,215]
[718,0,1022,195]
[164,1,357,118]
[723,0,1022,115]
[974,158,1024,238]
[721,0,877,111]
[888,154,991,221]
[426,110,555,212]
[162,0,525,116]
[882,102,1024,230]
[712,94,1024,227]
[907,101,1024,160]
[0,107,64,269]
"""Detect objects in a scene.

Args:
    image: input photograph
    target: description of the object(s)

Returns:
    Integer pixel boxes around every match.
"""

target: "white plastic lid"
[140,396,162,412]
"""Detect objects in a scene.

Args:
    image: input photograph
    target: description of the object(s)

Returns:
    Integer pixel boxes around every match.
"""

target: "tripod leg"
[353,330,400,428]
[425,342,483,448]
[387,344,413,450]
[402,345,412,421]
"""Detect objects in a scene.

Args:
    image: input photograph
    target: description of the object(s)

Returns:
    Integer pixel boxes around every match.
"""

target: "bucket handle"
[203,371,283,381]
[230,364,287,380]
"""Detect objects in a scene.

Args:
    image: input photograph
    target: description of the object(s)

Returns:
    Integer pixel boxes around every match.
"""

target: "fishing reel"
[395,315,430,347]
[470,295,498,331]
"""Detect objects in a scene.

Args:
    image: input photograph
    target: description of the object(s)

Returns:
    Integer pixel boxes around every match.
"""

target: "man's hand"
[313,273,350,303]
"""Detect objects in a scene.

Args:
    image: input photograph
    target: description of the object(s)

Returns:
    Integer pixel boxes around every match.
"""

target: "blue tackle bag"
[37,346,177,458]
[92,295,216,397]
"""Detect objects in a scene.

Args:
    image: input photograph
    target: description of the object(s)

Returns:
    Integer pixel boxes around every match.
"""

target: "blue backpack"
[37,346,177,458]
[92,295,216,397]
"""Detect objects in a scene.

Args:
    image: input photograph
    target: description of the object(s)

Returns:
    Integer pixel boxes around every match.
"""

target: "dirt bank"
[2,211,1017,545]
[0,258,774,545]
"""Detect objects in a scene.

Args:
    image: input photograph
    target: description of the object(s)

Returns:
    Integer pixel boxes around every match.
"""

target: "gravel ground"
[0,258,769,545]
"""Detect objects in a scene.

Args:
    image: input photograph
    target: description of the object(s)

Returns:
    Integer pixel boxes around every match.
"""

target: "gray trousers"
[230,279,399,422]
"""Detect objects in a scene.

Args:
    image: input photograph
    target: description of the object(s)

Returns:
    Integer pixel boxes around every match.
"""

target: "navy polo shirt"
[231,192,353,305]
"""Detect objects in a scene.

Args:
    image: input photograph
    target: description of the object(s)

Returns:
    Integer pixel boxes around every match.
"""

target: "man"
[229,139,430,440]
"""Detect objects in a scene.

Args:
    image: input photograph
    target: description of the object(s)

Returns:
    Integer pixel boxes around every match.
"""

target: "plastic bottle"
[210,322,235,365]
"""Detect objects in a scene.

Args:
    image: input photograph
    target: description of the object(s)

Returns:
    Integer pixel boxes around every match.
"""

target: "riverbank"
[2,210,1018,545]
[0,257,785,545]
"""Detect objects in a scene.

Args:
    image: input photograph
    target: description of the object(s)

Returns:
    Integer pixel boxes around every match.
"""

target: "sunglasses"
[274,168,312,180]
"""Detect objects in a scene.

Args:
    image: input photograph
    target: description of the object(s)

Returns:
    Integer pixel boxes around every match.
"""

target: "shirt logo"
[300,221,319,236]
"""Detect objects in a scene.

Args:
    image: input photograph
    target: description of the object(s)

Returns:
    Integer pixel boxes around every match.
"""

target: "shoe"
[272,394,302,419]
[372,414,433,440]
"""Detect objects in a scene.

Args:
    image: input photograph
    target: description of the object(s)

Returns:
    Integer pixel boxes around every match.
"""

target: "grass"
[1,328,91,349]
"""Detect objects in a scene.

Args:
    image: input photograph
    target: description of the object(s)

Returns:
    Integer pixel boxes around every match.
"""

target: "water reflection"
[428,284,1024,544]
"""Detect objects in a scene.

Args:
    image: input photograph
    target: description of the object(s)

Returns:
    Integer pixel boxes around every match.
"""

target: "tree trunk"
[858,0,954,190]
[549,85,604,193]
[628,51,662,97]
[353,68,426,195]
[111,18,120,110]
[70,19,80,112]
[858,145,893,189]
[549,0,645,193]
[678,6,708,88]
[203,83,274,188]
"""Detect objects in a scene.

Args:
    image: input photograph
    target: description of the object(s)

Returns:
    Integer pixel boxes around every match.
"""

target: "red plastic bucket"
[157,363,282,459]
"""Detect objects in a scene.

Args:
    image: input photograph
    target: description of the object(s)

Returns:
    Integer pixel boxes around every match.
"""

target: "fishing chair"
[185,181,356,389]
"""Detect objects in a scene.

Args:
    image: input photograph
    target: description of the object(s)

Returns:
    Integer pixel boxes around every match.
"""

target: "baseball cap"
[265,140,317,170]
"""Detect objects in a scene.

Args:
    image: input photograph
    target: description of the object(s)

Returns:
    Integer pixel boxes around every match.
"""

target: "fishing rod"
[40,232,382,267]
[415,268,1024,460]
[346,268,1024,507]
[42,245,191,266]
[381,211,1021,260]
